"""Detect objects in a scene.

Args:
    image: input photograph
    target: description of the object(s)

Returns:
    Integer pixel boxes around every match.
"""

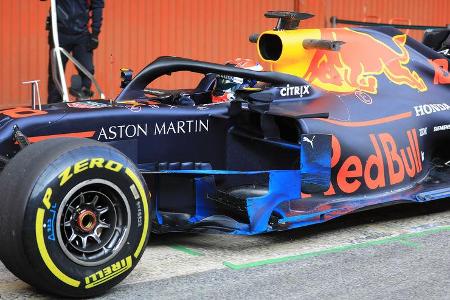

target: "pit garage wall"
[0,0,448,107]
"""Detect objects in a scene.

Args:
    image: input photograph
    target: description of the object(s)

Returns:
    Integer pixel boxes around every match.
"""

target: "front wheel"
[0,138,151,298]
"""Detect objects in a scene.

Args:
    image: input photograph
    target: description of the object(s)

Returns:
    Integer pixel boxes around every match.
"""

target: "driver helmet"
[212,58,263,103]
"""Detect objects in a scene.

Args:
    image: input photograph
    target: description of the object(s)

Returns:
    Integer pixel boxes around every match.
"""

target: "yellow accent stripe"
[125,168,150,258]
[36,208,81,287]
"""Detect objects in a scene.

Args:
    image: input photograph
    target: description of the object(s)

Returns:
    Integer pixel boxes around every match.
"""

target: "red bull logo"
[304,29,428,94]
[303,128,422,198]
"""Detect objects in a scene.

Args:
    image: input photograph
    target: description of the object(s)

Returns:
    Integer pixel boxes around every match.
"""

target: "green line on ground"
[397,239,421,248]
[169,244,204,257]
[223,225,450,270]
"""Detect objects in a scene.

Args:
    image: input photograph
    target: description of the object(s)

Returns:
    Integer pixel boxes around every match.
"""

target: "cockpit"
[115,56,313,107]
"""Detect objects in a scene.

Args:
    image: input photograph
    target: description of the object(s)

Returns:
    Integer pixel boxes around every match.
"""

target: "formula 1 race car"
[0,11,449,298]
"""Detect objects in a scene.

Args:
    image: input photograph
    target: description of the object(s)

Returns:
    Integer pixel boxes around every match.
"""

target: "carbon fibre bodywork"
[0,27,449,235]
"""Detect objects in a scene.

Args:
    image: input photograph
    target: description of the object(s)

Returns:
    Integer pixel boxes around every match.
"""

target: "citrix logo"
[279,84,311,97]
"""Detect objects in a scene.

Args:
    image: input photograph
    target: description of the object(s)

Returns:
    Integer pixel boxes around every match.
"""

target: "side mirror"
[247,91,274,112]
[120,68,133,89]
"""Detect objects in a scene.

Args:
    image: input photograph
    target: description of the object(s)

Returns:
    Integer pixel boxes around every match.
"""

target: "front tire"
[0,138,151,298]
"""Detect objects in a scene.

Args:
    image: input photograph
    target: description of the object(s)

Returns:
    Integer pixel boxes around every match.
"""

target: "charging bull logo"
[304,29,427,94]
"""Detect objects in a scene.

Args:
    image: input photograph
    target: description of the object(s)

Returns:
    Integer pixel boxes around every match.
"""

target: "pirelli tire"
[0,138,151,298]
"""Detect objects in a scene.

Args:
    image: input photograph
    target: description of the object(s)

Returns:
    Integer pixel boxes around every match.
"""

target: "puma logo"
[302,136,315,148]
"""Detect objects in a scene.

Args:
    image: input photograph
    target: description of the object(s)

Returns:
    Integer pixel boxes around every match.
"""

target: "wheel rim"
[56,179,131,267]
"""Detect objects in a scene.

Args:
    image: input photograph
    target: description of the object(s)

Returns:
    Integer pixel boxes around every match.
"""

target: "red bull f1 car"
[0,11,449,298]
